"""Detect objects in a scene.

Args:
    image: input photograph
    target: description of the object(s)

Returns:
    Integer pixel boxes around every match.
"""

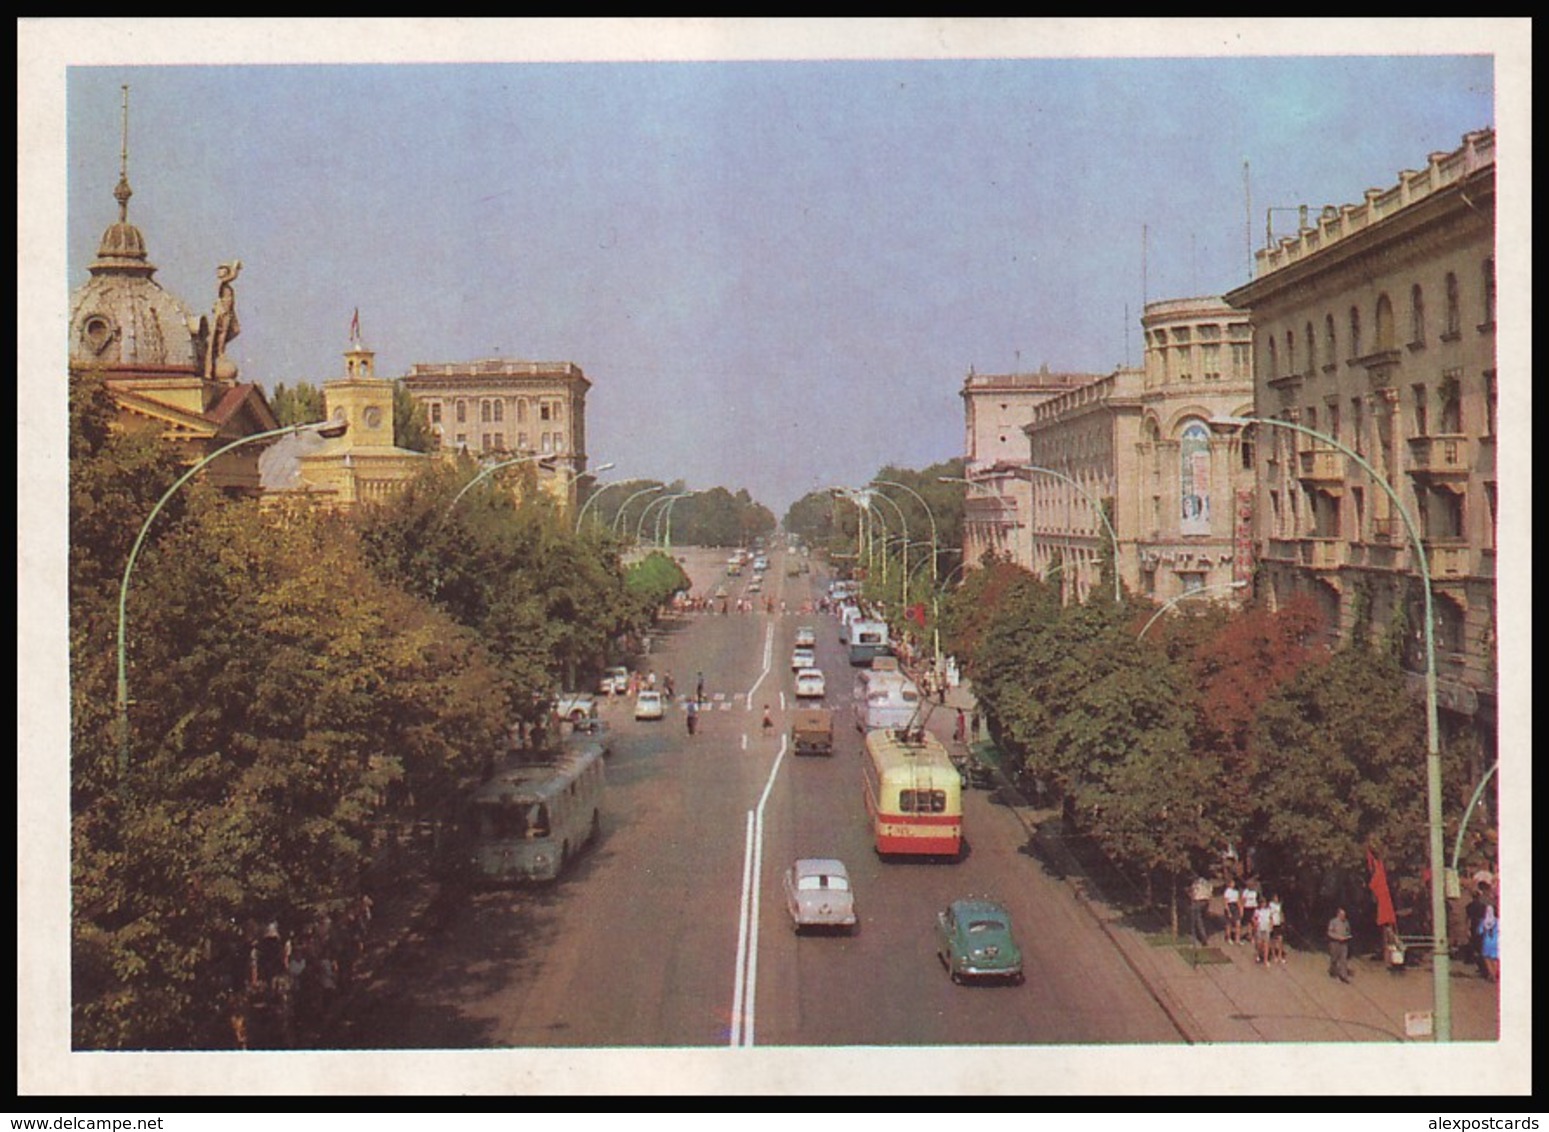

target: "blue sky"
[51,22,1507,515]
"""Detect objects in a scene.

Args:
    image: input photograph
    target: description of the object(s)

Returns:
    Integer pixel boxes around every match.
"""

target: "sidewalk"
[924,678,1501,1045]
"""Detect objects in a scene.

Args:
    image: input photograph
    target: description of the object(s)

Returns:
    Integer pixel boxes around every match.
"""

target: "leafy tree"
[269,381,325,427]
[393,380,437,453]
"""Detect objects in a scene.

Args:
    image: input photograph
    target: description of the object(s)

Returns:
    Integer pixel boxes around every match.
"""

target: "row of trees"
[68,373,687,1048]
[577,479,776,548]
[939,557,1477,936]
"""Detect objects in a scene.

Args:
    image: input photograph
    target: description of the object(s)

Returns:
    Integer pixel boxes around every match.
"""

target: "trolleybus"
[463,738,606,883]
[861,727,963,859]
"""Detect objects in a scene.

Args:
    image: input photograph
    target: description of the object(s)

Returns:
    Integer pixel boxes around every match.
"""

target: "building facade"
[260,342,428,506]
[958,367,1103,569]
[69,131,278,491]
[1133,297,1257,603]
[1223,128,1496,749]
[401,359,592,508]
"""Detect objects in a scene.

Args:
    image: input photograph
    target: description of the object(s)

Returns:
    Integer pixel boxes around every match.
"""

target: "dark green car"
[935,898,1025,985]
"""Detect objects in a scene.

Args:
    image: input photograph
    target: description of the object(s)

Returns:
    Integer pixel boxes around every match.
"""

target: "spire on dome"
[92,84,152,274]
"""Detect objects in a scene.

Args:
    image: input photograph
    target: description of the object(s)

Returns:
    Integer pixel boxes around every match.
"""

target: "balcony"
[1407,434,1471,483]
[1298,537,1346,571]
[1424,540,1471,580]
[1297,447,1348,486]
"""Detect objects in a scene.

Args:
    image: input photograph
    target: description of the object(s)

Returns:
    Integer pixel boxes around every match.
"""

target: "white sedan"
[794,668,826,699]
[790,646,816,671]
[783,858,857,934]
[634,690,665,721]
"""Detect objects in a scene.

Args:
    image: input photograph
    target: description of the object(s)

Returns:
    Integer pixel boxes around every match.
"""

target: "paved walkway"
[919,676,1501,1045]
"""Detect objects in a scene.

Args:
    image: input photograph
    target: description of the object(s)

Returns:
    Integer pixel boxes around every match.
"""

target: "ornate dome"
[69,170,205,374]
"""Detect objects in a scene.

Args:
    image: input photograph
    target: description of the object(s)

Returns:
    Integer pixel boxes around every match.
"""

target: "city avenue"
[335,545,1182,1049]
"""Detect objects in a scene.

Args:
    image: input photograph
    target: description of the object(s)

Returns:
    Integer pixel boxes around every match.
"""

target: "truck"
[791,708,835,756]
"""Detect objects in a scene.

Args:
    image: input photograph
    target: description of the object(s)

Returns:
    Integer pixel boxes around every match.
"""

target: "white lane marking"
[779,691,786,711]
[734,732,787,1048]
[729,810,755,1047]
[744,623,774,709]
[741,733,747,751]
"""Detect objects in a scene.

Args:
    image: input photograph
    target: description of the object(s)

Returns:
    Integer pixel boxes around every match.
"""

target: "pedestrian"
[970,709,981,742]
[1327,906,1353,982]
[761,704,774,736]
[1241,878,1261,947]
[1223,878,1242,945]
[685,697,698,736]
[1269,893,1287,965]
[1253,901,1274,965]
[664,672,675,700]
[1478,903,1499,983]
[953,708,966,745]
[1189,874,1213,946]
[696,672,705,705]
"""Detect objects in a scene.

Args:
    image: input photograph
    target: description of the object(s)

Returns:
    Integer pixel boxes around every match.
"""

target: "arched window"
[493,400,504,423]
[1410,284,1426,346]
[1285,329,1296,376]
[1375,293,1395,350]
[1325,313,1338,369]
[455,400,467,424]
[1444,272,1461,337]
[1305,322,1316,373]
[1179,421,1211,536]
[1482,257,1496,325]
[480,400,492,424]
[1349,306,1362,358]
[1267,336,1278,380]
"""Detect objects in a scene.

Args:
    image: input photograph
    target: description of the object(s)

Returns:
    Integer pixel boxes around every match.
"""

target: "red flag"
[906,603,927,626]
[1367,847,1397,929]
[349,307,361,342]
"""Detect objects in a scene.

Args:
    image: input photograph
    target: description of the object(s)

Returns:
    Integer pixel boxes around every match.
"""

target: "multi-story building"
[1133,297,1257,603]
[958,367,1103,568]
[1223,128,1496,751]
[401,358,592,507]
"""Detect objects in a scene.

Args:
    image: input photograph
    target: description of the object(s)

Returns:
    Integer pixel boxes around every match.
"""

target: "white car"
[790,646,816,671]
[795,668,826,699]
[794,626,817,648]
[783,858,856,934]
[597,666,630,695]
[634,690,665,721]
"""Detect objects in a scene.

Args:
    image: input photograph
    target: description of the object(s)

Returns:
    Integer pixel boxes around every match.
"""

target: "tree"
[269,381,324,427]
[393,380,437,453]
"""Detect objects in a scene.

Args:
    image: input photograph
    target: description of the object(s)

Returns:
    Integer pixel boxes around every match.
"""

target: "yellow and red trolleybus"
[862,727,963,858]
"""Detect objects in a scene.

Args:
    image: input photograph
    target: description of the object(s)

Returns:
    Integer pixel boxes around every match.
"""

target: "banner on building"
[1233,488,1255,585]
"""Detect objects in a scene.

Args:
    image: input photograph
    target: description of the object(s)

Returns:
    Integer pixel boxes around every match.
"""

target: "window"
[1201,342,1221,379]
[1179,421,1211,535]
[1349,306,1362,358]
[1231,342,1252,377]
[541,433,553,453]
[1439,372,1462,434]
[1327,401,1340,443]
[517,399,528,423]
[1411,384,1429,438]
[1482,257,1496,326]
[429,402,442,424]
[540,404,552,422]
[1444,273,1461,337]
[1305,322,1316,374]
[1351,397,1365,456]
[899,789,946,814]
[455,400,467,424]
[493,400,504,423]
[1285,330,1296,376]
[1325,313,1338,369]
[1410,284,1426,346]
[480,400,492,424]
[1375,293,1395,351]
[1484,370,1497,437]
[1267,337,1278,380]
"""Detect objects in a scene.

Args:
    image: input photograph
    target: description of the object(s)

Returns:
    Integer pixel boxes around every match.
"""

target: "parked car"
[791,707,834,755]
[935,899,1024,985]
[794,626,817,648]
[794,668,826,700]
[790,646,816,671]
[782,858,856,933]
[553,693,599,728]
[597,666,630,695]
[634,690,665,721]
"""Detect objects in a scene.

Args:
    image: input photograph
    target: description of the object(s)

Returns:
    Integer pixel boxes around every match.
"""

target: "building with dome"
[69,95,279,492]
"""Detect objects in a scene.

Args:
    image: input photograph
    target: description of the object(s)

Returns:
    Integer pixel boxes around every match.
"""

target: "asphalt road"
[347,544,1182,1049]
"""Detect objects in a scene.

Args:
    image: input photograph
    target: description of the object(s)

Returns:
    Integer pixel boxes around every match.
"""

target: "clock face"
[364,406,383,429]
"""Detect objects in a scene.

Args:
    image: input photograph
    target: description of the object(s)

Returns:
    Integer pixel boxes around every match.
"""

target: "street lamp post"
[1212,413,1450,1041]
[574,474,631,534]
[117,418,348,774]
[1136,581,1248,640]
[866,491,910,610]
[872,479,942,666]
[550,460,614,518]
[639,492,691,547]
[446,452,556,514]
[660,491,697,550]
[612,484,665,537]
[1014,464,1122,604]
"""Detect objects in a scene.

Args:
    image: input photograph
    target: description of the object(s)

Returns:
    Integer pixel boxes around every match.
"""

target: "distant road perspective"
[340,544,1182,1049]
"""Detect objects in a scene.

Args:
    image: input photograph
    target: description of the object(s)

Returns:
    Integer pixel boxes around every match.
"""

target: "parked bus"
[852,666,923,732]
[462,738,606,884]
[847,619,892,666]
[862,727,963,858]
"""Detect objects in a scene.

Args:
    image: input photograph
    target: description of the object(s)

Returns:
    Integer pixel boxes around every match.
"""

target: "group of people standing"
[1191,874,1287,966]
